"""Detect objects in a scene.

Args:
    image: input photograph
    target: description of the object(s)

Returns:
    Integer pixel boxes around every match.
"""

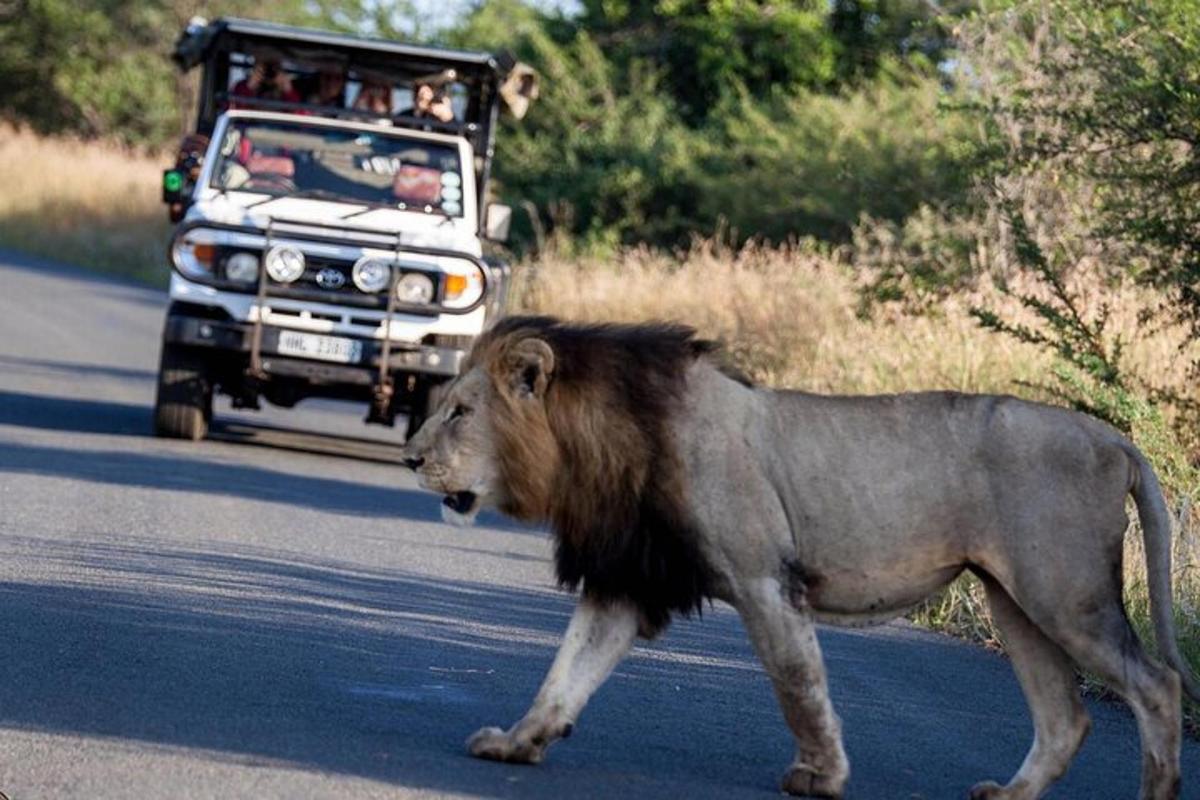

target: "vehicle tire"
[405,379,449,441]
[153,344,212,440]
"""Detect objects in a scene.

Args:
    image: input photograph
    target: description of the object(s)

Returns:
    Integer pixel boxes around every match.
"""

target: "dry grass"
[516,241,1037,394]
[4,126,1198,724]
[513,241,1194,400]
[0,125,170,284]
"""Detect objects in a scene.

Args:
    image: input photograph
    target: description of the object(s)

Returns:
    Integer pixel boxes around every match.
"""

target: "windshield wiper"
[338,197,413,220]
[286,189,457,225]
[286,190,402,220]
[289,188,355,203]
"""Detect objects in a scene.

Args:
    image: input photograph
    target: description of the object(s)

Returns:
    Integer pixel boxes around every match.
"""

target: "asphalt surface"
[0,248,1196,800]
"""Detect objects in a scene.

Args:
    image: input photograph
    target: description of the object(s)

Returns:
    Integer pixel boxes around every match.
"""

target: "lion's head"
[403,315,734,633]
[401,321,560,526]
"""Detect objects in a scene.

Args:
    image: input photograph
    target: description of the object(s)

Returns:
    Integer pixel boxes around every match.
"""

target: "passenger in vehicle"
[353,79,393,116]
[232,58,301,104]
[306,68,347,108]
[401,83,455,123]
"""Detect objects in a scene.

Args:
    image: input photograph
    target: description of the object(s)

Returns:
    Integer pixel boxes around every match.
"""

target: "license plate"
[276,330,363,364]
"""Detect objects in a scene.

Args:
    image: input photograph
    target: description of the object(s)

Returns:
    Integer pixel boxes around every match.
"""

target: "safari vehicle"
[155,17,536,440]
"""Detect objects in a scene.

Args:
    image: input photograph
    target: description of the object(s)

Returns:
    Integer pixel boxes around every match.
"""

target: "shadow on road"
[0,386,406,465]
[0,389,523,528]
[0,438,441,521]
[208,418,408,466]
[0,539,785,799]
[0,245,164,302]
[0,390,152,435]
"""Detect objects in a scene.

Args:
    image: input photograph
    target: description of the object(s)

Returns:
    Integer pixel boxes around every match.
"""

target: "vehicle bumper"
[163,313,464,381]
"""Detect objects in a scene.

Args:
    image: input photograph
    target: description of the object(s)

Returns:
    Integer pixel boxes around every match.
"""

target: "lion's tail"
[1127,444,1200,701]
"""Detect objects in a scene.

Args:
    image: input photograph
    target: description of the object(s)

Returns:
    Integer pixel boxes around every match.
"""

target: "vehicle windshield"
[210,118,466,217]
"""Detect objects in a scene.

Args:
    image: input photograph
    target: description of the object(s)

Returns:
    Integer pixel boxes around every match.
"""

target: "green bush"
[452,0,975,252]
[970,0,1200,347]
[491,72,973,252]
[0,0,356,146]
[695,76,974,243]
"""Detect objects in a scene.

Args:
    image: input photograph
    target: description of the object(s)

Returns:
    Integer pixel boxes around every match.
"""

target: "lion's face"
[404,332,560,525]
[402,367,502,526]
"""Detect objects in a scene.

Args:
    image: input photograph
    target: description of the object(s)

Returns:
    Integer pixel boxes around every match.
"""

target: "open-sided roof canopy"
[173,17,506,85]
[172,17,514,130]
[172,17,521,213]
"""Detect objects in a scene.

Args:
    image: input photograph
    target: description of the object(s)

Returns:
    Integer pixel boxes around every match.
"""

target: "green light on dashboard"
[163,170,184,192]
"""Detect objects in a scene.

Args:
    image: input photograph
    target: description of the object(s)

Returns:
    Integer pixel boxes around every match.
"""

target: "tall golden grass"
[0,125,171,283]
[516,240,1195,408]
[3,125,1197,722]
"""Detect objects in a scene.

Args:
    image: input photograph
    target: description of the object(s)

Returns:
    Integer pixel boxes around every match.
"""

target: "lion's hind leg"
[969,574,1091,800]
[737,577,849,799]
[1047,602,1181,799]
[997,568,1182,800]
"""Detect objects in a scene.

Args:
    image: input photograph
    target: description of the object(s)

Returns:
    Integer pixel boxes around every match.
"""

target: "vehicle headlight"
[396,272,435,305]
[265,246,305,284]
[224,251,260,284]
[441,265,485,309]
[171,234,217,279]
[352,257,391,293]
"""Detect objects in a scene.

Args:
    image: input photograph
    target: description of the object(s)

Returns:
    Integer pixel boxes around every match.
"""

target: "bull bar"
[169,216,494,424]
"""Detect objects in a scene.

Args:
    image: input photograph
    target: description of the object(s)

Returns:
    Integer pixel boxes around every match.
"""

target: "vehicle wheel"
[153,344,213,440]
[405,380,448,441]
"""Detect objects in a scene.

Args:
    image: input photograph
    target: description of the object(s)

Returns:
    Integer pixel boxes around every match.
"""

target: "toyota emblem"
[315,267,346,290]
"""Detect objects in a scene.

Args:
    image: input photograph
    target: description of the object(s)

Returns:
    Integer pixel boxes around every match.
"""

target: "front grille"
[297,254,353,295]
[299,255,444,303]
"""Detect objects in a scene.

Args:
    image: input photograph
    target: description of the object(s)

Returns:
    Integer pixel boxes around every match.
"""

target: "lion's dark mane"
[470,315,741,635]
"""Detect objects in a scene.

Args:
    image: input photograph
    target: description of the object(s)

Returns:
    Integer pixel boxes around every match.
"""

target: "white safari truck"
[156,18,535,440]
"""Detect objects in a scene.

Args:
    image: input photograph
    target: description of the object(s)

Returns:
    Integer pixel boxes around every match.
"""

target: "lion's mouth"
[442,491,479,515]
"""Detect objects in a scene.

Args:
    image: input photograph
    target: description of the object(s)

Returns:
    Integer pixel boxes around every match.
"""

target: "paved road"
[0,249,1195,800]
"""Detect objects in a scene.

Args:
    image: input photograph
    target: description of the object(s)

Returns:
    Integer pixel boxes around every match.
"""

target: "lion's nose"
[402,456,425,470]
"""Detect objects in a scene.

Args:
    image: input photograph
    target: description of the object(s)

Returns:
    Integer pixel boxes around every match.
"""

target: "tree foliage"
[449,0,976,250]
[0,0,977,248]
[0,0,356,145]
[573,0,836,123]
[977,0,1200,337]
[955,0,1200,444]
[828,0,972,85]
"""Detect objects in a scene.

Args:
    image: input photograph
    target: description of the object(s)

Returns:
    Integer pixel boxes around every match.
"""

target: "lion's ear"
[503,337,555,399]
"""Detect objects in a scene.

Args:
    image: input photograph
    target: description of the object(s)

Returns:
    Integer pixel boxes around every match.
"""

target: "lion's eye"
[448,404,470,421]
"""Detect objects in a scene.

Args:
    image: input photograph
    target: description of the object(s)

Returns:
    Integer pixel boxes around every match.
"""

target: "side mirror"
[485,203,513,243]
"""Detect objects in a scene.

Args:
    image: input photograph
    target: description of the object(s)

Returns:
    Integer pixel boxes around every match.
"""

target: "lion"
[401,315,1199,800]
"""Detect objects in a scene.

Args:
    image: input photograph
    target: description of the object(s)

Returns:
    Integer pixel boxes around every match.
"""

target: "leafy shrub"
[696,76,975,244]
[965,0,1200,359]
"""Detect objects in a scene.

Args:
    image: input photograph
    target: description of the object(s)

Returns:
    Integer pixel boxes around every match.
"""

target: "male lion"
[401,315,1198,799]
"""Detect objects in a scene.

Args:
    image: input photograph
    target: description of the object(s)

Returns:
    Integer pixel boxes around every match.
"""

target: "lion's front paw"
[782,765,845,798]
[466,726,544,764]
